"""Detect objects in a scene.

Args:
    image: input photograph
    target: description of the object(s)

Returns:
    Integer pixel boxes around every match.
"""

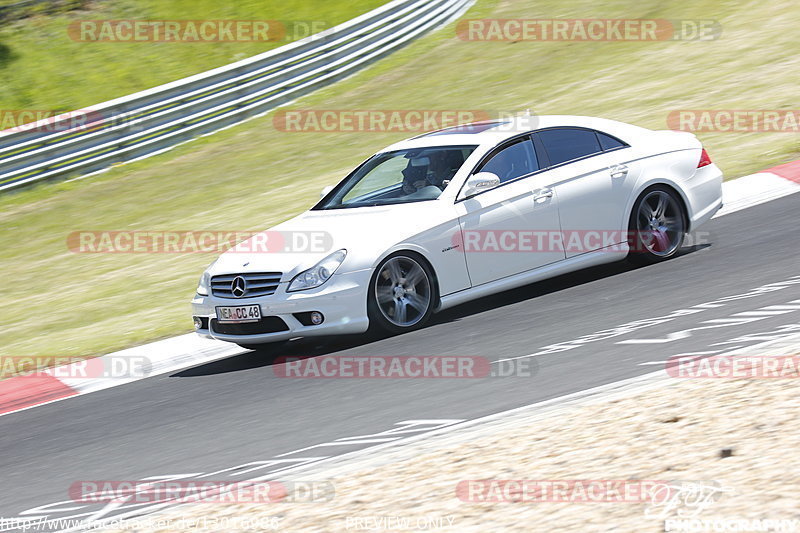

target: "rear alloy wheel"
[628,187,686,264]
[369,253,435,333]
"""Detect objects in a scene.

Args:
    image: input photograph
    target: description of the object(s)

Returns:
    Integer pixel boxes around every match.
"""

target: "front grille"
[211,272,282,298]
[210,316,290,335]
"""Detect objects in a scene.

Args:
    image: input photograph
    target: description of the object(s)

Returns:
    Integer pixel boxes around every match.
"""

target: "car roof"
[379,115,651,152]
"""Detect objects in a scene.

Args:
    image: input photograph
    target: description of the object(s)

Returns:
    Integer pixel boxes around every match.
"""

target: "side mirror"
[320,185,334,199]
[464,172,500,197]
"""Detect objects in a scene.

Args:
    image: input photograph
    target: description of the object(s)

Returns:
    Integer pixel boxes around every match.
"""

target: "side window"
[597,131,626,151]
[537,128,602,166]
[478,138,538,183]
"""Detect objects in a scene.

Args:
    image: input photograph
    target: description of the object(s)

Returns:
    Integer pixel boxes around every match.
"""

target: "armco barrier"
[0,0,474,191]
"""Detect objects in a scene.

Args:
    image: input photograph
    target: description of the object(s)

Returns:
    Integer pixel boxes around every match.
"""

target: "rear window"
[597,132,626,150]
[537,128,603,166]
[537,128,603,165]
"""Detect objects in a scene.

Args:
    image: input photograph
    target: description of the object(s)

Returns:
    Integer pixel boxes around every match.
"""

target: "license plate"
[216,305,261,323]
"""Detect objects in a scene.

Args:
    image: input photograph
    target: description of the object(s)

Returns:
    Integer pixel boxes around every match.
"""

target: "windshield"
[316,145,477,209]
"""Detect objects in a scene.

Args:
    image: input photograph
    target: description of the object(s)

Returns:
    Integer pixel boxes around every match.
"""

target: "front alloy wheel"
[369,253,435,333]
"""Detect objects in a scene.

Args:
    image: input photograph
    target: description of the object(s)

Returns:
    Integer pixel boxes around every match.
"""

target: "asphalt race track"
[1,194,799,530]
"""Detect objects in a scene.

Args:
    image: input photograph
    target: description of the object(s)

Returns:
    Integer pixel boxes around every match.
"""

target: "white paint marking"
[702,317,769,324]
[733,310,795,316]
[672,350,725,356]
[638,348,736,365]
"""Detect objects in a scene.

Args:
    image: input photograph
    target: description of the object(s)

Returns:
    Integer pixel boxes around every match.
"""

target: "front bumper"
[191,269,371,344]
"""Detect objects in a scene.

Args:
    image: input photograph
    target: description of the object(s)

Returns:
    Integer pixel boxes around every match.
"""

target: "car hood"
[208,201,452,281]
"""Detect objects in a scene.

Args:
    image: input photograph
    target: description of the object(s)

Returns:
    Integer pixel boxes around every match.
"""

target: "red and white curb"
[2,161,799,418]
[0,334,242,416]
[715,160,800,217]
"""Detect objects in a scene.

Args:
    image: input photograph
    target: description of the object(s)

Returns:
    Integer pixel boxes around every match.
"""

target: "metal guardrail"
[0,0,86,22]
[0,0,474,191]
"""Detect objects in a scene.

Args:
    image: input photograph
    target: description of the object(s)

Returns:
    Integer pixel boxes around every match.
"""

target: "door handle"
[533,188,554,202]
[609,164,629,179]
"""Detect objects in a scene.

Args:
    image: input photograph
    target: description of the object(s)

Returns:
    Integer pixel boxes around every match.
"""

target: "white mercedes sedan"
[191,115,722,348]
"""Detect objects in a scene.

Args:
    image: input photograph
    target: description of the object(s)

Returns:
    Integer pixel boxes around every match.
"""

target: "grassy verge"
[0,0,386,112]
[1,0,799,360]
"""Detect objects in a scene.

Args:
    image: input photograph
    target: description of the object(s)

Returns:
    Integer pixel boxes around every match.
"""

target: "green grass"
[1,0,799,361]
[0,0,386,112]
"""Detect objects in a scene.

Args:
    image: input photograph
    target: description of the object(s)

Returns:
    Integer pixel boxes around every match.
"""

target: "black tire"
[627,185,687,264]
[367,252,437,334]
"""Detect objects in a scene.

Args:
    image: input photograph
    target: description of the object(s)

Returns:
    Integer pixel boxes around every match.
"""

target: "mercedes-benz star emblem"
[231,276,247,298]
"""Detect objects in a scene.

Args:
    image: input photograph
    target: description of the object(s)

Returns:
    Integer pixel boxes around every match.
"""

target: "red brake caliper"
[651,228,670,252]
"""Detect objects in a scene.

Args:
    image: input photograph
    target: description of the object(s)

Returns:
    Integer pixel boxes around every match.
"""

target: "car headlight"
[288,249,347,292]
[196,271,211,296]
[196,260,219,296]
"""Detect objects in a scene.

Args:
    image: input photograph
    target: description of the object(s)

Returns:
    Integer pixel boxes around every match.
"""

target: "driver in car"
[402,151,465,195]
[426,150,463,189]
[401,156,431,194]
